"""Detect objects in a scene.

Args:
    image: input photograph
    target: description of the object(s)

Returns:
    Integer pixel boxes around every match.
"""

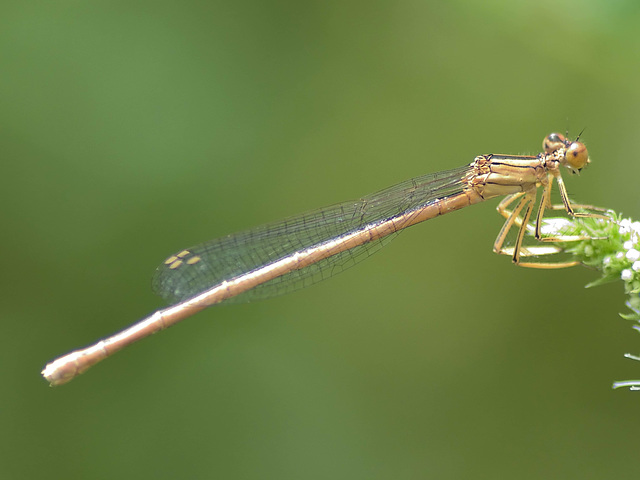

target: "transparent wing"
[152,165,472,305]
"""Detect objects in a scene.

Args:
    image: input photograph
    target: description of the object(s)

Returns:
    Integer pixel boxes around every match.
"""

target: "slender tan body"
[42,136,601,386]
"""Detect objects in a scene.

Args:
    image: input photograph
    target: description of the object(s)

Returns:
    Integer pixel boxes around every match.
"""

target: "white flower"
[540,218,573,236]
[619,219,633,234]
[621,269,634,281]
[627,249,640,261]
[633,261,640,272]
[624,240,635,251]
[603,256,611,266]
[617,251,625,260]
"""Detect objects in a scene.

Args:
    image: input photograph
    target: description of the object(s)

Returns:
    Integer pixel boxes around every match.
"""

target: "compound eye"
[543,133,566,153]
[565,141,589,170]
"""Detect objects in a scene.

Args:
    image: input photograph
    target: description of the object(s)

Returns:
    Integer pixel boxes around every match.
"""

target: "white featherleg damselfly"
[42,133,606,386]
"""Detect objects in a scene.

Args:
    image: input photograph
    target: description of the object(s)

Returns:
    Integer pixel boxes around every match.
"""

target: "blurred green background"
[3,1,640,478]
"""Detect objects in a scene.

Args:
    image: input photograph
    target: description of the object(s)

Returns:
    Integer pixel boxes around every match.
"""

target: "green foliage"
[539,211,640,389]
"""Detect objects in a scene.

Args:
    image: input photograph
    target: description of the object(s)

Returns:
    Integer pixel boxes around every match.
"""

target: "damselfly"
[42,133,605,386]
